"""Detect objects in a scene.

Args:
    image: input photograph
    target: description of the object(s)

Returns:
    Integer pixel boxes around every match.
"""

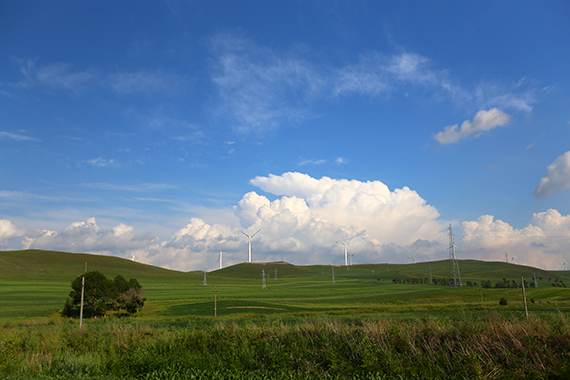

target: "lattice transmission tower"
[448,224,462,287]
[261,269,267,289]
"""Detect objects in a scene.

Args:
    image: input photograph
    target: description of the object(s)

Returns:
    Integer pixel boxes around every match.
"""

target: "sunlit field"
[1,250,570,379]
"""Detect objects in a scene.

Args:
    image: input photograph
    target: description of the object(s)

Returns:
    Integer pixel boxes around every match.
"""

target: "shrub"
[499,297,508,306]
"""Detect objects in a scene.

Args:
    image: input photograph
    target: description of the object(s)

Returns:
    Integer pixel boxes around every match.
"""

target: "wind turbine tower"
[335,235,354,267]
[217,244,223,269]
[241,229,260,263]
[447,224,462,288]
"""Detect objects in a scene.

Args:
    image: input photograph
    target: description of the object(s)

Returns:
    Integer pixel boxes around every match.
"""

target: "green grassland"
[1,250,570,323]
[2,250,570,379]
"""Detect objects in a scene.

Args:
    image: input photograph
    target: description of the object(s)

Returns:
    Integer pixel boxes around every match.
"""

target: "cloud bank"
[4,173,569,271]
[461,209,570,270]
[534,151,570,199]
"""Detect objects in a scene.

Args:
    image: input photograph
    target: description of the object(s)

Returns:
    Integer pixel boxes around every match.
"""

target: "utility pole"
[522,276,529,319]
[214,287,217,317]
[448,224,462,287]
[331,266,335,284]
[534,273,538,288]
[79,277,85,328]
[203,270,207,286]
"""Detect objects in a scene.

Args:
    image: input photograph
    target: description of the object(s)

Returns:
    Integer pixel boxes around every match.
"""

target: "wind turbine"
[408,256,417,264]
[217,243,223,269]
[242,229,260,263]
[130,254,136,261]
[348,253,355,266]
[564,262,567,271]
[335,235,354,267]
[511,256,517,264]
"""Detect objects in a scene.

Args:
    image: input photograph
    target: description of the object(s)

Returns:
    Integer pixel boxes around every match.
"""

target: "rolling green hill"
[1,249,570,323]
[0,249,201,280]
[2,249,568,284]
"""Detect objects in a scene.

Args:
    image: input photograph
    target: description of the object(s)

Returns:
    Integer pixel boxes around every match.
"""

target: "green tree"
[114,275,145,314]
[69,271,118,317]
[114,274,130,294]
[66,271,145,318]
[122,287,146,315]
[61,298,74,317]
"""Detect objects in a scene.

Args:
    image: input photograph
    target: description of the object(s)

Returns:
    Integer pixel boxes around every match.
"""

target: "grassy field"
[1,250,570,323]
[2,250,570,379]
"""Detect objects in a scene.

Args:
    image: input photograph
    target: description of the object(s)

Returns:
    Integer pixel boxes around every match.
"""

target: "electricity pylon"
[448,224,462,287]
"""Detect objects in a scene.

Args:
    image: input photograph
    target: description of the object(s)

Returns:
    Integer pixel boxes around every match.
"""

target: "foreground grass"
[1,313,570,379]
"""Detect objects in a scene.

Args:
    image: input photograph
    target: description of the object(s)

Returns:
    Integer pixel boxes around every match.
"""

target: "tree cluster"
[493,278,534,289]
[392,277,430,285]
[62,271,145,318]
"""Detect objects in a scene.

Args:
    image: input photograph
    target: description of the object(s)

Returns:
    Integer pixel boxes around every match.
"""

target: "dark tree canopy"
[66,271,145,318]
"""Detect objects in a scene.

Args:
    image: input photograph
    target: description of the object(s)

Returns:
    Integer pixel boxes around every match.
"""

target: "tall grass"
[1,313,570,379]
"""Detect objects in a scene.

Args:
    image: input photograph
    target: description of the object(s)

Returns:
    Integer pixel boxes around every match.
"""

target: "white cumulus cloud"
[460,209,570,269]
[22,217,156,257]
[6,174,569,271]
[534,151,570,199]
[129,172,448,270]
[0,219,22,245]
[250,172,442,245]
[434,108,511,144]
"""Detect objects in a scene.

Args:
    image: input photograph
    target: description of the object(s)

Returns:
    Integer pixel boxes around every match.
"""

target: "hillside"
[0,250,200,281]
[1,250,569,285]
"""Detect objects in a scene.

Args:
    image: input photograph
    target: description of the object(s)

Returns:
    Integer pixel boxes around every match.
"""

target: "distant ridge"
[0,250,197,280]
[1,249,568,283]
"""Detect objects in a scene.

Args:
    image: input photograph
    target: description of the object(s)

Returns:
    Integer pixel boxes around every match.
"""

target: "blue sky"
[1,1,569,271]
